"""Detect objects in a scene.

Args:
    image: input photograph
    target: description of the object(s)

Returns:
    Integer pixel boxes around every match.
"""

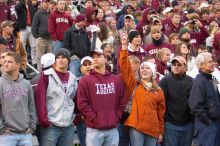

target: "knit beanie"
[55,48,71,63]
[140,61,157,79]
[128,30,141,43]
[179,28,190,38]
[75,14,86,23]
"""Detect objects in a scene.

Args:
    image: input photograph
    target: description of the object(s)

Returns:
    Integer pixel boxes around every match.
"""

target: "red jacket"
[77,70,126,130]
[48,10,73,41]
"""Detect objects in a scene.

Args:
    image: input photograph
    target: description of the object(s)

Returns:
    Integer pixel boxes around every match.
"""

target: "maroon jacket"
[48,10,73,41]
[136,8,153,36]
[145,42,173,58]
[77,70,126,130]
[213,32,220,57]
[190,25,209,52]
[164,21,183,37]
[0,2,11,23]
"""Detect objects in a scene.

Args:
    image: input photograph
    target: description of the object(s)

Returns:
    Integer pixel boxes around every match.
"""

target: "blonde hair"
[156,48,171,60]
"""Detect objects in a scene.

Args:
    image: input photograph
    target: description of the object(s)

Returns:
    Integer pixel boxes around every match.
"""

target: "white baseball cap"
[41,53,55,68]
[81,56,92,65]
[163,7,173,15]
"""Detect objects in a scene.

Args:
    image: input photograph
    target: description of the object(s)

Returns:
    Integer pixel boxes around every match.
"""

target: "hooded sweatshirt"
[48,10,73,41]
[77,69,126,130]
[0,2,11,23]
[136,8,152,36]
[0,74,37,134]
[85,7,97,27]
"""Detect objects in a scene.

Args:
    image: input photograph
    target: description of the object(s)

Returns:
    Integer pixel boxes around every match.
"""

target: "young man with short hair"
[1,20,27,72]
[77,48,126,146]
[48,0,73,54]
[35,48,78,146]
[0,52,37,146]
[63,14,91,77]
[31,0,52,71]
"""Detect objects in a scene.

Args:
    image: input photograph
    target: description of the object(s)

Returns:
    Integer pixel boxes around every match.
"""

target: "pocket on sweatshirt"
[5,109,29,129]
[95,110,117,129]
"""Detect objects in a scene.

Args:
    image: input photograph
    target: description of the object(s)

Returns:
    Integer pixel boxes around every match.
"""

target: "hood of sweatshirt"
[86,7,97,23]
[142,8,153,25]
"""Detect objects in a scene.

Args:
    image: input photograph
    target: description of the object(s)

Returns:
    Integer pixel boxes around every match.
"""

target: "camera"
[189,19,197,24]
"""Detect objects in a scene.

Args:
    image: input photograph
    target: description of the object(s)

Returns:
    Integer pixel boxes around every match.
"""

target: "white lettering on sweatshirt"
[95,83,115,95]
[56,18,69,23]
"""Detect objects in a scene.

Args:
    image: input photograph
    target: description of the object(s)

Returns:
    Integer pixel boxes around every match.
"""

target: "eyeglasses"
[171,63,183,67]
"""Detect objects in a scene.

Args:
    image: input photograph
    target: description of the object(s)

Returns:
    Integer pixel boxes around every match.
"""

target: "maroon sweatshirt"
[164,21,183,37]
[213,32,220,57]
[145,42,173,58]
[77,69,126,130]
[136,8,152,36]
[0,2,11,23]
[156,59,169,76]
[48,10,73,41]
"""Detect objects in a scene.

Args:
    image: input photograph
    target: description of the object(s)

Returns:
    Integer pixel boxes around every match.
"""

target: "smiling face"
[140,63,153,81]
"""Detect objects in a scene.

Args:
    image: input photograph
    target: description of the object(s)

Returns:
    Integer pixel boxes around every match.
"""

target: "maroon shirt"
[55,69,69,92]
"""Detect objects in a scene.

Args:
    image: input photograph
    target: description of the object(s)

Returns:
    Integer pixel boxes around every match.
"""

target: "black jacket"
[15,0,37,29]
[31,8,50,39]
[63,25,91,59]
[159,73,194,125]
[189,71,220,124]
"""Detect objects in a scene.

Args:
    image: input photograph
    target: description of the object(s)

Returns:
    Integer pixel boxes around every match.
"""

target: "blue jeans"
[69,59,81,77]
[118,123,130,146]
[194,119,220,146]
[52,40,63,54]
[163,122,193,146]
[76,123,86,146]
[39,125,75,146]
[86,128,119,146]
[0,133,32,146]
[130,127,157,146]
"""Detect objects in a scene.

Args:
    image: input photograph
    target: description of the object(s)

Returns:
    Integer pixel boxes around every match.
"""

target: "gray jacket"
[44,68,77,127]
[31,8,51,39]
[0,74,37,134]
